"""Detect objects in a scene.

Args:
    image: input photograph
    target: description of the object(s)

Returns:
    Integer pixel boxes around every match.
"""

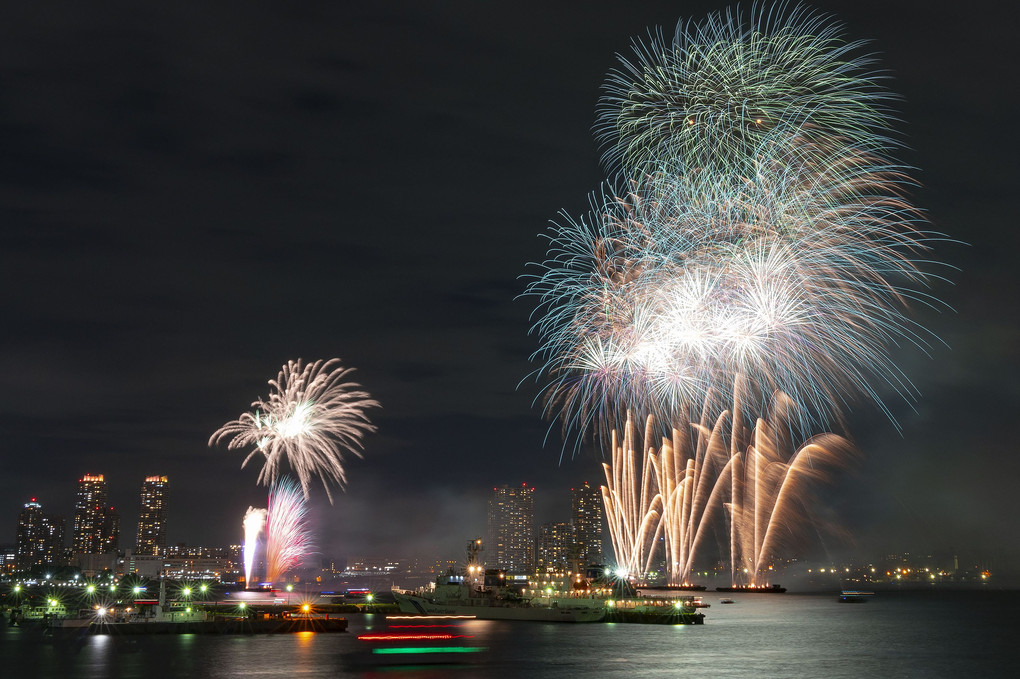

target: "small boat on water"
[716,584,786,593]
[838,590,874,603]
[347,617,487,668]
[719,598,735,604]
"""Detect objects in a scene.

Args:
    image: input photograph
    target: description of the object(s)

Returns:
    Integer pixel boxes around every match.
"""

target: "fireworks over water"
[525,4,951,581]
[210,358,380,502]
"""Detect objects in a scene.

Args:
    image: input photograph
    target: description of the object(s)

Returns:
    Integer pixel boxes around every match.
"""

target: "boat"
[394,540,605,623]
[838,590,874,603]
[719,598,735,604]
[716,584,786,593]
[602,597,705,624]
[393,570,605,623]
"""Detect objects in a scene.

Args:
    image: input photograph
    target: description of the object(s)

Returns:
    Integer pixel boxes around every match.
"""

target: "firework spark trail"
[265,477,311,584]
[596,3,897,177]
[210,358,380,502]
[242,507,267,587]
[602,392,855,586]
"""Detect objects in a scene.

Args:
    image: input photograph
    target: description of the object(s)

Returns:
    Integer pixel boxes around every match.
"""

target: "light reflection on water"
[2,592,1016,679]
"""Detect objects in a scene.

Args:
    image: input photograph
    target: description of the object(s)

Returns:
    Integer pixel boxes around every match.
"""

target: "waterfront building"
[135,475,169,556]
[0,544,15,575]
[571,481,604,568]
[536,521,573,573]
[344,556,403,574]
[487,483,535,573]
[15,498,65,571]
[77,551,120,577]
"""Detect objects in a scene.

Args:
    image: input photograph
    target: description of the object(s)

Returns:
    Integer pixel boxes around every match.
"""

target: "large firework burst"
[210,358,380,502]
[596,2,896,177]
[528,129,944,442]
[525,5,950,450]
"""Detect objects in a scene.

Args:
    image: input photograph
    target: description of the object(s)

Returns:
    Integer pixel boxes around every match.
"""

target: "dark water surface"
[1,590,1014,678]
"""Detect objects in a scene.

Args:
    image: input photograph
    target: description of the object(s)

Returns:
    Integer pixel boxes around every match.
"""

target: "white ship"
[393,573,605,622]
[393,541,605,623]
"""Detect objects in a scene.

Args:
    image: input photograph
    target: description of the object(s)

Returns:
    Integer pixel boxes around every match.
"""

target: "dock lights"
[109,584,116,592]
[674,601,683,609]
[182,587,192,597]
[200,584,208,594]
[13,585,20,593]
[86,584,96,594]
[302,604,310,613]
[97,608,107,617]
[365,594,374,603]
[133,586,143,595]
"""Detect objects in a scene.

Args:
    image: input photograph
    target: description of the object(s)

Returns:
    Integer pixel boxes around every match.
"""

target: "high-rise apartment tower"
[571,481,604,568]
[487,483,535,574]
[536,521,573,572]
[72,474,118,554]
[135,475,169,556]
[15,498,65,571]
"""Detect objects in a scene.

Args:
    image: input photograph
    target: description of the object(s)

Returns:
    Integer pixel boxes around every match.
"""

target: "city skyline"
[0,1,1016,576]
[5,473,611,569]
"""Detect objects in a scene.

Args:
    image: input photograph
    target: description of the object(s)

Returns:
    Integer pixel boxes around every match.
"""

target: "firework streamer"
[242,507,267,587]
[601,391,855,586]
[265,477,312,583]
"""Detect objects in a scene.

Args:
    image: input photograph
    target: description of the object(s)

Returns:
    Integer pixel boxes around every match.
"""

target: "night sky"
[1,1,1016,574]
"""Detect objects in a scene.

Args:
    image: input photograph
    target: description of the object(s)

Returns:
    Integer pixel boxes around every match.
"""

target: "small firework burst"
[211,358,380,502]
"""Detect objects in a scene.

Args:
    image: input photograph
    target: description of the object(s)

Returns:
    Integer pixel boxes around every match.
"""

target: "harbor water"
[1,590,1015,678]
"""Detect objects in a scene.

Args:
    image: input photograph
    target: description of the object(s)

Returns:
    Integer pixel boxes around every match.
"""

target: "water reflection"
[4,594,1015,679]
